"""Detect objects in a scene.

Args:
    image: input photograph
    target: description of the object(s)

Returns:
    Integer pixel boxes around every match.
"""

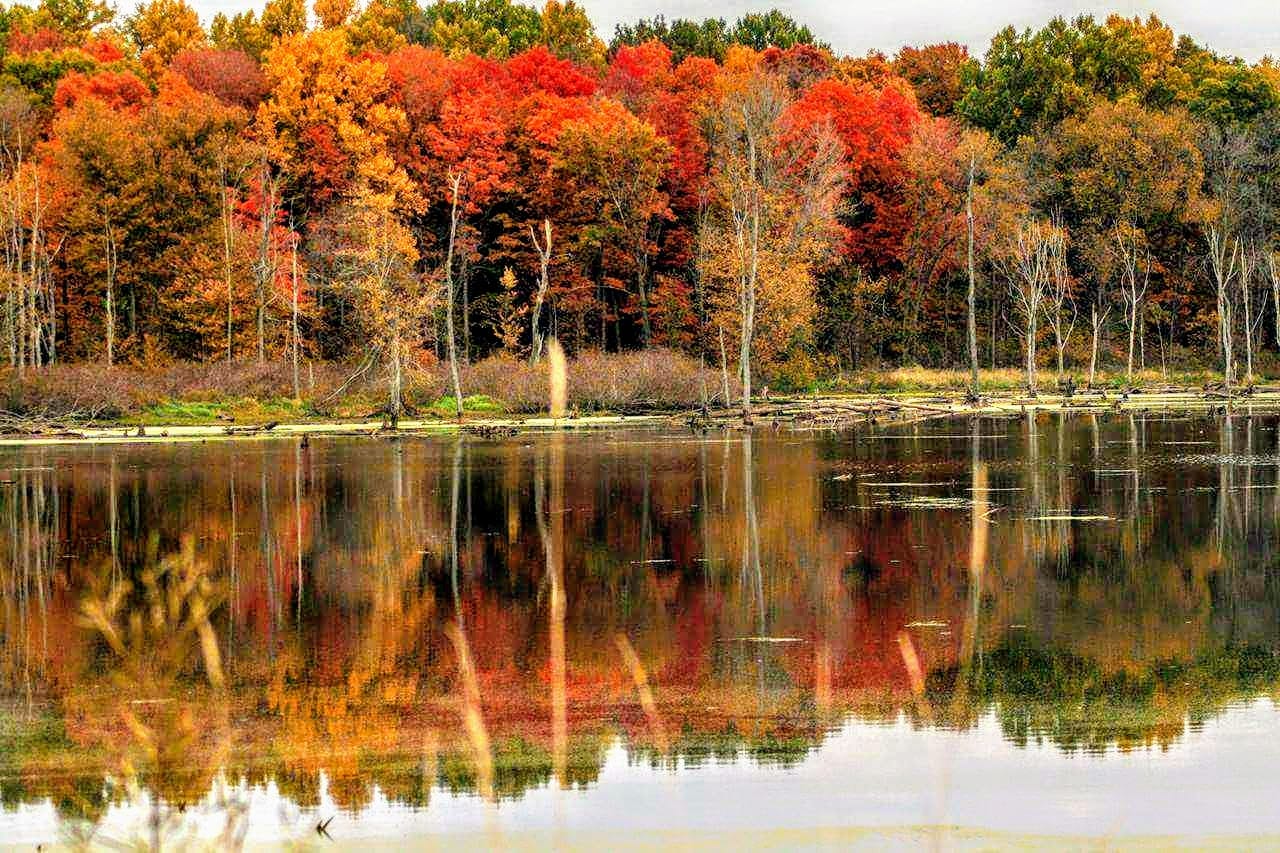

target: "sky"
[177,0,1280,62]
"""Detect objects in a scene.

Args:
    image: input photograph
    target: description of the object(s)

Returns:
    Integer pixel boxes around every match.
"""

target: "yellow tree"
[126,0,206,78]
[255,28,407,208]
[703,47,844,421]
[336,181,431,425]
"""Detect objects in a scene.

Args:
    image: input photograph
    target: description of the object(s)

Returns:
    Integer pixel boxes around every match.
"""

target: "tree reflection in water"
[1,414,1279,826]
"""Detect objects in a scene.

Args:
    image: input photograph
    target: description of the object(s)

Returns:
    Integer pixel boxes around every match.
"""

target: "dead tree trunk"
[104,220,116,367]
[1207,226,1239,389]
[445,172,465,420]
[966,155,979,398]
[528,219,552,364]
[290,229,300,399]
[254,166,277,364]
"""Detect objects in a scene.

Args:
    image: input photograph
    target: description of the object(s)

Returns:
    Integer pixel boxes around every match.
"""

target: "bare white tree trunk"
[1241,249,1255,383]
[390,326,403,425]
[966,155,979,397]
[1087,291,1113,389]
[445,172,465,419]
[528,219,552,364]
[1111,222,1150,387]
[1000,219,1053,395]
[718,324,731,407]
[290,231,300,399]
[1207,226,1239,389]
[254,166,277,364]
[1269,251,1280,350]
[104,221,116,367]
[1044,225,1074,385]
[220,162,235,363]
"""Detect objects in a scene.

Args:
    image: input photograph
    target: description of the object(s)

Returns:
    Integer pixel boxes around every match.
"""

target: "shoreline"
[2,386,1279,446]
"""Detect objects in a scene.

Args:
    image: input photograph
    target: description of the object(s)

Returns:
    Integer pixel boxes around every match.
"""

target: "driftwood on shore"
[2,386,1280,444]
[676,386,1280,433]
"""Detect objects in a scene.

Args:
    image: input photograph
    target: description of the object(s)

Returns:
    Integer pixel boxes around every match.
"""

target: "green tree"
[728,10,822,52]
[424,0,542,59]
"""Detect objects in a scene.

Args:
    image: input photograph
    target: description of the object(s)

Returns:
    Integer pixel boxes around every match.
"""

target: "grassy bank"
[0,350,731,427]
[0,353,1261,432]
[818,365,1229,395]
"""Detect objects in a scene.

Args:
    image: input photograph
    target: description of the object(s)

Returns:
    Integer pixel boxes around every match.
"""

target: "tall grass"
[0,349,729,423]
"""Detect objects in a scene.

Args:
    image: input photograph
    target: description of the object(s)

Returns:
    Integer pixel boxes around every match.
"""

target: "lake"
[2,412,1280,849]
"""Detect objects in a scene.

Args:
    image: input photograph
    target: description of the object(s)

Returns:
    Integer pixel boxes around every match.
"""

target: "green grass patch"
[140,396,309,425]
[424,394,505,418]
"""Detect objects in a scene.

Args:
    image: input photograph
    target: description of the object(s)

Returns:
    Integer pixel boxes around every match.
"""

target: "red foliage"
[762,44,833,90]
[384,45,453,130]
[7,27,63,55]
[785,76,922,270]
[170,48,267,111]
[52,70,152,113]
[673,56,718,93]
[427,91,510,210]
[82,38,124,63]
[505,46,596,98]
[605,40,673,106]
[299,124,351,204]
[892,42,972,116]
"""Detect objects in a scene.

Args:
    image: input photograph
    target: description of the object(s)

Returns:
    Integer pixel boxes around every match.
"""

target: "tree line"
[0,0,1278,418]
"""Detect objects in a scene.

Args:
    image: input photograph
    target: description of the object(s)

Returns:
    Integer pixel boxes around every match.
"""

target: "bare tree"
[1043,222,1075,385]
[528,218,552,364]
[1207,225,1239,389]
[1112,222,1150,387]
[998,219,1054,394]
[103,220,117,366]
[709,70,843,423]
[220,180,235,362]
[252,161,279,364]
[966,155,979,398]
[1269,250,1280,349]
[1239,244,1267,384]
[1087,284,1113,389]
[1239,246,1255,383]
[0,96,57,376]
[217,149,248,363]
[443,171,465,419]
[289,222,301,399]
[336,185,429,426]
[718,324,731,406]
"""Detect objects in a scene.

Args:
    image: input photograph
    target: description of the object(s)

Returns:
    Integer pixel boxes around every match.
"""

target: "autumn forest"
[1,0,1279,417]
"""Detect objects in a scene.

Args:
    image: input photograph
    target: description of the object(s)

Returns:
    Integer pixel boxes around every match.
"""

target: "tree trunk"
[1025,313,1037,394]
[966,156,979,398]
[1126,300,1137,385]
[636,253,652,347]
[1088,304,1103,389]
[1269,254,1280,349]
[389,326,402,427]
[104,223,116,367]
[529,220,551,364]
[445,174,465,420]
[221,168,235,363]
[290,234,300,399]
[719,325,731,407]
[740,139,760,425]
[1055,330,1064,385]
[1241,258,1254,384]
[256,167,275,364]
[461,253,470,363]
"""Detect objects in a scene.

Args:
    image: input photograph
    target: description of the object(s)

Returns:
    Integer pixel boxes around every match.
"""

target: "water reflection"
[2,415,1280,840]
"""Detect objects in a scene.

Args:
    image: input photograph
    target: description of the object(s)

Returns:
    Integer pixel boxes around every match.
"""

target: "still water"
[2,413,1280,848]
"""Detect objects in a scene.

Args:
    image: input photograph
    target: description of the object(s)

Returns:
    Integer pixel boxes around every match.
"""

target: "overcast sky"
[179,0,1279,62]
